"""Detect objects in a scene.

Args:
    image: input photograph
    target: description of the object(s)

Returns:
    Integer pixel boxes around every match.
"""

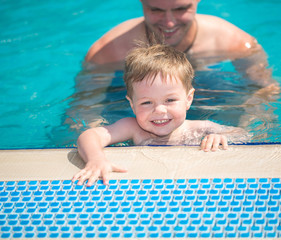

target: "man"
[86,0,257,65]
[85,0,278,88]
[79,0,278,132]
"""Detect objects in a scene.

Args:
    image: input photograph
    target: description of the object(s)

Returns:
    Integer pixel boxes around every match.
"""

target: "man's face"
[141,0,199,48]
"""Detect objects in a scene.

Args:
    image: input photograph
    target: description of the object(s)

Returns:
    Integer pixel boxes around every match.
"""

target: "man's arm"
[232,43,278,88]
[197,15,277,87]
[232,43,280,129]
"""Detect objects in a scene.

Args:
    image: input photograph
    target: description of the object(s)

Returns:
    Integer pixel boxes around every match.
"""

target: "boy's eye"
[141,101,151,105]
[167,98,176,103]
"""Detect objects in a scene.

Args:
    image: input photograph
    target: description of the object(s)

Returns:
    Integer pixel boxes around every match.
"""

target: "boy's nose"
[154,104,167,113]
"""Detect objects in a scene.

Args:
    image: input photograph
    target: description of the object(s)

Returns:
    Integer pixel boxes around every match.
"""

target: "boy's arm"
[72,117,138,185]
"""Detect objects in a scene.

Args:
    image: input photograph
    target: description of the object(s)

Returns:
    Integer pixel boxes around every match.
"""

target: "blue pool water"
[1,0,281,149]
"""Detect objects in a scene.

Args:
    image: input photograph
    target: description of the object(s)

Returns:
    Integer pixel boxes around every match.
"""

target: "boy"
[73,44,249,186]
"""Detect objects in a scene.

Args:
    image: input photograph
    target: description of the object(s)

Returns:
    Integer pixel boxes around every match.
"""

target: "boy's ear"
[186,88,195,110]
[126,95,136,114]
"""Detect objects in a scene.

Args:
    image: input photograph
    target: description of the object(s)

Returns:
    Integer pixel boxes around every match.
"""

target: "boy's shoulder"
[117,117,152,145]
[185,119,224,133]
[185,119,212,128]
[113,117,139,127]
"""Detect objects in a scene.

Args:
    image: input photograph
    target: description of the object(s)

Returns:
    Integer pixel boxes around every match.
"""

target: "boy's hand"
[201,134,228,152]
[72,159,127,186]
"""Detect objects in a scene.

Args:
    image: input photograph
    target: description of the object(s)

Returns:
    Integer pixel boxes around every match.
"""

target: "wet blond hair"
[124,43,194,99]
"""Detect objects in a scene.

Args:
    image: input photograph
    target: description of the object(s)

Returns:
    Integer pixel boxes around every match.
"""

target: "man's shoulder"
[114,17,145,31]
[85,17,145,63]
[197,14,235,30]
[195,14,255,52]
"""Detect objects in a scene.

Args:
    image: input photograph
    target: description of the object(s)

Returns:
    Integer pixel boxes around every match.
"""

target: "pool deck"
[1,144,281,181]
[0,145,280,240]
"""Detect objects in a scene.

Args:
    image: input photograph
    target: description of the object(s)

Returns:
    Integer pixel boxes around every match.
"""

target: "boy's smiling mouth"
[151,119,171,125]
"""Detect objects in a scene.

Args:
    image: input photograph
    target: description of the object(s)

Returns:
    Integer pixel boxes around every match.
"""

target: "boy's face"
[127,73,194,137]
[141,0,199,47]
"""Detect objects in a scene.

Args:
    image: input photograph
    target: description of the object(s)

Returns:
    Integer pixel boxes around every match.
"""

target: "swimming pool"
[1,0,281,149]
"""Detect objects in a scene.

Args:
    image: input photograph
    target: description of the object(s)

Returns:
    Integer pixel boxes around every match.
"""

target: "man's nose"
[163,11,176,28]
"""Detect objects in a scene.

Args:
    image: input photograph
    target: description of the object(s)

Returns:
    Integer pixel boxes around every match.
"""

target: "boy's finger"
[221,136,228,150]
[205,135,214,152]
[211,137,220,151]
[86,170,100,187]
[78,170,93,185]
[72,169,86,182]
[200,137,208,151]
[102,170,110,185]
[72,174,78,183]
